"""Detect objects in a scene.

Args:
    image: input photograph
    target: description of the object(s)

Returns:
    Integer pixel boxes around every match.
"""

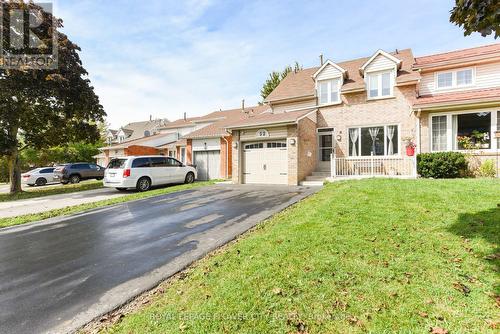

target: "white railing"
[330,153,416,178]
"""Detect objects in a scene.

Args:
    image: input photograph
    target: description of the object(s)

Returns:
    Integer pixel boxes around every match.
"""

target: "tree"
[0,1,105,194]
[450,0,499,38]
[261,61,302,100]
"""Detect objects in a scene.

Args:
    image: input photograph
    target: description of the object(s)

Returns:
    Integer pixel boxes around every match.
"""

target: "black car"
[53,163,105,184]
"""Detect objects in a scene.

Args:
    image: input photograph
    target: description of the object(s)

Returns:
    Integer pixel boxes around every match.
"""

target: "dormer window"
[318,78,340,105]
[436,68,474,89]
[367,70,393,99]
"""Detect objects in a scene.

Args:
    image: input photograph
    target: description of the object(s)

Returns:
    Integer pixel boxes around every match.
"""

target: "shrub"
[476,159,496,178]
[417,152,468,178]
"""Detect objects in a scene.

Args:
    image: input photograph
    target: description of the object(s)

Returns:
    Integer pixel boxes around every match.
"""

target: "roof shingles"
[264,49,418,103]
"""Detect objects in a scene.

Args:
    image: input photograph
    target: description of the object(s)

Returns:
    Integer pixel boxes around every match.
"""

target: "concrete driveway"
[0,187,127,218]
[0,184,319,334]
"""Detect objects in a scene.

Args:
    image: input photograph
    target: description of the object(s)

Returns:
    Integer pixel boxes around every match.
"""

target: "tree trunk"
[8,147,22,194]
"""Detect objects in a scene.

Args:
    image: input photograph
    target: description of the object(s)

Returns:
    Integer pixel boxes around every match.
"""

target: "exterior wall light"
[289,138,296,145]
[336,135,342,141]
[232,142,238,149]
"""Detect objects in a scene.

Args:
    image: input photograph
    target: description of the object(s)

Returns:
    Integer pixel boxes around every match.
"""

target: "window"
[166,157,182,167]
[131,158,151,168]
[436,68,474,89]
[71,164,90,169]
[454,112,491,150]
[180,147,186,163]
[244,143,264,149]
[318,78,341,105]
[432,116,448,151]
[151,157,167,167]
[40,168,54,174]
[367,71,393,99]
[107,159,127,169]
[267,142,287,148]
[437,72,453,88]
[457,69,472,86]
[348,125,399,156]
[431,112,492,151]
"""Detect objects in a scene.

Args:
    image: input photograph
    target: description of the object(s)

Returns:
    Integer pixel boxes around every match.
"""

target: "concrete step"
[312,171,330,177]
[300,180,324,186]
[305,175,327,181]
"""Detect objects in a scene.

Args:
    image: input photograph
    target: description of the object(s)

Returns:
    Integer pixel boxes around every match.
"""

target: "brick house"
[226,44,499,185]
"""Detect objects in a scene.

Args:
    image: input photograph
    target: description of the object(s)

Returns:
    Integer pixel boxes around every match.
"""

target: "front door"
[317,128,334,171]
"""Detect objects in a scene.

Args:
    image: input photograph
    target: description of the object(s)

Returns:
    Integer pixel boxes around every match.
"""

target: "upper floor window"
[367,71,393,99]
[318,78,340,105]
[436,68,474,89]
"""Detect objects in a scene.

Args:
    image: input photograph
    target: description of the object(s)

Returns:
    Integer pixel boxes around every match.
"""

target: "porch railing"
[330,153,416,178]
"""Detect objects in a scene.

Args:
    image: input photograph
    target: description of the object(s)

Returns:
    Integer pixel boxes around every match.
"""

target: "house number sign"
[256,129,269,137]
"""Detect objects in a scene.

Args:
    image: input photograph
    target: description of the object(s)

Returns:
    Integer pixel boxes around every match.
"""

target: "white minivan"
[103,156,197,192]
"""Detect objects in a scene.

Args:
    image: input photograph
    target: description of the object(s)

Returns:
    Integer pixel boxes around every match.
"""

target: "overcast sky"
[57,0,497,128]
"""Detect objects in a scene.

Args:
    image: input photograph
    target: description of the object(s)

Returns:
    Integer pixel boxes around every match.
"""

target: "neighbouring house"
[225,43,499,185]
[105,118,169,145]
[412,44,500,169]
[183,104,269,180]
[97,118,170,165]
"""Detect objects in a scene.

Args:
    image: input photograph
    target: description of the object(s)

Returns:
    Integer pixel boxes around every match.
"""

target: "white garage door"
[242,141,288,185]
[194,150,220,180]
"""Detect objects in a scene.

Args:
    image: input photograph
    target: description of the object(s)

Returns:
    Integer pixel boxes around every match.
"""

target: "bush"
[476,159,496,178]
[417,152,468,178]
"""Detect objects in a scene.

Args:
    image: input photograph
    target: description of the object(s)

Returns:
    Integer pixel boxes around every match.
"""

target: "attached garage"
[194,150,220,180]
[242,140,288,184]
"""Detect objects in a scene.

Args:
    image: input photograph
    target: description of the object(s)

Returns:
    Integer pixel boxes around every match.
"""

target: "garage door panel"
[242,141,287,185]
[194,151,220,180]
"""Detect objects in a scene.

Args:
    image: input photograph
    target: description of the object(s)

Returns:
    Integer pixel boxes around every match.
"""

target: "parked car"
[21,167,58,187]
[53,163,105,184]
[103,156,197,192]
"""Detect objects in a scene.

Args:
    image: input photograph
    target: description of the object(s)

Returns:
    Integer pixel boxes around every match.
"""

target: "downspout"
[222,135,229,179]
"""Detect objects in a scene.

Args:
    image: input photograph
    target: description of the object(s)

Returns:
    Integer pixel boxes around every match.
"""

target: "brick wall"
[124,145,159,156]
[297,117,317,181]
[186,139,193,164]
[287,125,298,185]
[231,131,241,184]
[220,136,232,179]
[317,85,418,158]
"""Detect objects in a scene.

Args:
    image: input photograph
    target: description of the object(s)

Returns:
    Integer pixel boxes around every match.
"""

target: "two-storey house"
[413,44,500,167]
[226,43,499,185]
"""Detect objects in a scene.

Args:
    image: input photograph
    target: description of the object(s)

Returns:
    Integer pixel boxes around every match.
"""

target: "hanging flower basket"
[406,146,415,156]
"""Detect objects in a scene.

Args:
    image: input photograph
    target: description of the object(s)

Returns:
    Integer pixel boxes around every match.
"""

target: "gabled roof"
[359,49,402,75]
[264,49,417,102]
[119,119,168,141]
[224,108,316,130]
[414,43,500,70]
[102,132,178,150]
[184,105,270,138]
[312,60,347,79]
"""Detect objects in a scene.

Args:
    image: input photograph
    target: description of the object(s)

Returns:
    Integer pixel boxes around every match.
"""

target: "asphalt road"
[0,184,319,334]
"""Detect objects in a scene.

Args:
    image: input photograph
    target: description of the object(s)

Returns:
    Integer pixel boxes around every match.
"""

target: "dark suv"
[54,163,105,184]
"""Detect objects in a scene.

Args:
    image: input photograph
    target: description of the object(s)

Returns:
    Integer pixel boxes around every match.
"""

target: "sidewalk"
[0,188,127,219]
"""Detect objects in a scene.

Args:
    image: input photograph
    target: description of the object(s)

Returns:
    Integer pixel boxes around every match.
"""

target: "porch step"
[305,175,328,181]
[311,171,330,177]
[300,180,324,187]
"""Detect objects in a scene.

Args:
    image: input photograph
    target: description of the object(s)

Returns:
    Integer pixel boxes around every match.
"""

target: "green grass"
[102,178,499,334]
[0,180,103,202]
[0,181,217,229]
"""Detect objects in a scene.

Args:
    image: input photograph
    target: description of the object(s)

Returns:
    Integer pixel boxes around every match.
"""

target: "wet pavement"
[0,184,319,333]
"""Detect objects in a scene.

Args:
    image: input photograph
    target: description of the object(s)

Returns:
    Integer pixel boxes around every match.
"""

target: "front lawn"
[0,180,103,202]
[97,178,499,333]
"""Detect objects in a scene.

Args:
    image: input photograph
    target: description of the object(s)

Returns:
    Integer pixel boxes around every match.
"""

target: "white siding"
[419,62,500,96]
[316,64,343,81]
[240,126,288,141]
[365,54,397,73]
[192,138,220,151]
[271,98,316,113]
